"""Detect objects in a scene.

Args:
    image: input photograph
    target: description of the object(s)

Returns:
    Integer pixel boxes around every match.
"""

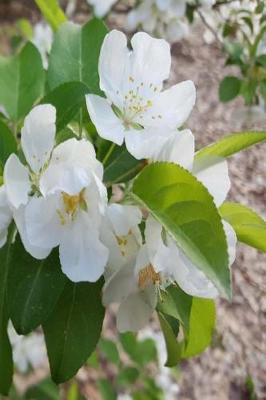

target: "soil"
[0,2,265,399]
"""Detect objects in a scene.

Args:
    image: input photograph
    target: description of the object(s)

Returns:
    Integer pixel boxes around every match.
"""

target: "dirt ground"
[0,1,266,399]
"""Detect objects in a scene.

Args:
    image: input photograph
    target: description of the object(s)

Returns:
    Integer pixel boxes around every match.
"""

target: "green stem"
[102,142,116,166]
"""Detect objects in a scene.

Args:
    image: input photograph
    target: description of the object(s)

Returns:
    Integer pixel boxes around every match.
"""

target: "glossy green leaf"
[98,141,145,185]
[158,312,182,367]
[183,297,216,358]
[132,163,230,298]
[0,231,14,395]
[220,202,266,252]
[98,338,120,365]
[34,0,67,31]
[43,280,105,383]
[8,239,67,335]
[25,378,59,400]
[196,131,266,160]
[48,19,108,93]
[0,119,17,169]
[0,42,44,121]
[41,82,89,132]
[219,76,241,102]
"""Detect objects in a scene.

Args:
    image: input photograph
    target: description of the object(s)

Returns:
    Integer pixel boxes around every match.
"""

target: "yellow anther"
[138,264,161,289]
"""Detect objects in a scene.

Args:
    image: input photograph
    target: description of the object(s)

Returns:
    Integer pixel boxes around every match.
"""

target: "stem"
[102,143,116,166]
[197,8,223,46]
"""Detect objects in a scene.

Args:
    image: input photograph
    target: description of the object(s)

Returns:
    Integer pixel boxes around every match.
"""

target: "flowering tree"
[0,0,266,394]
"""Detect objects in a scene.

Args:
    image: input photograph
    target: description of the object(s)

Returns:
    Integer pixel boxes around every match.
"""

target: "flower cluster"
[1,30,236,333]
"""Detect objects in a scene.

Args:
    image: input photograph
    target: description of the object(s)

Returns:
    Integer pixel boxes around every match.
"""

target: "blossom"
[4,104,56,259]
[86,30,195,159]
[127,0,188,43]
[32,22,53,69]
[86,0,117,17]
[25,138,109,282]
[4,104,108,282]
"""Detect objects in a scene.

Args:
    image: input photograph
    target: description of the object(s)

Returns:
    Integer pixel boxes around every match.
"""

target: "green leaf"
[48,19,108,93]
[98,140,145,185]
[0,119,17,169]
[34,0,67,31]
[158,312,182,367]
[183,297,216,358]
[41,82,89,133]
[119,333,156,366]
[25,378,59,400]
[195,131,266,161]
[117,367,140,386]
[132,163,230,299]
[220,202,266,252]
[256,54,266,67]
[163,285,192,332]
[97,379,116,400]
[8,239,67,335]
[0,42,44,121]
[219,76,241,102]
[43,280,105,384]
[98,338,120,365]
[0,231,14,395]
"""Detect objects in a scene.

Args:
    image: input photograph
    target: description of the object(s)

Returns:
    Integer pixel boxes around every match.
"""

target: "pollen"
[138,264,161,289]
[62,190,86,218]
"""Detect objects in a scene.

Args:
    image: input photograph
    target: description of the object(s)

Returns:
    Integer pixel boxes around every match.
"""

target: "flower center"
[57,190,87,225]
[116,235,128,257]
[138,264,161,289]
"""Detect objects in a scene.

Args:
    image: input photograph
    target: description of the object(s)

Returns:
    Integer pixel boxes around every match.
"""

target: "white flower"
[86,30,195,159]
[32,23,53,69]
[127,0,189,43]
[4,104,56,259]
[25,138,109,282]
[8,323,47,373]
[0,185,12,247]
[86,0,117,17]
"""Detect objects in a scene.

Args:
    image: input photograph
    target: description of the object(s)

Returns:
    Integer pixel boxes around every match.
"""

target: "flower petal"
[25,195,63,249]
[103,260,138,305]
[59,212,109,282]
[193,159,230,207]
[223,220,237,266]
[151,129,195,170]
[86,95,125,145]
[14,206,52,260]
[0,186,12,248]
[146,80,196,129]
[107,204,142,236]
[4,154,31,209]
[21,104,56,173]
[117,286,157,332]
[130,32,171,87]
[99,30,130,105]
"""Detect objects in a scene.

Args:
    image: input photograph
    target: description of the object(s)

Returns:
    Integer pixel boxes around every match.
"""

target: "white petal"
[25,195,63,249]
[193,159,230,207]
[168,240,218,298]
[125,128,167,160]
[107,204,142,236]
[14,207,52,260]
[145,81,196,129]
[4,154,31,209]
[151,129,195,170]
[103,260,138,305]
[21,104,56,173]
[99,30,130,106]
[88,0,117,17]
[86,95,125,145]
[117,286,157,332]
[40,138,100,196]
[60,212,109,282]
[130,32,171,87]
[223,220,237,266]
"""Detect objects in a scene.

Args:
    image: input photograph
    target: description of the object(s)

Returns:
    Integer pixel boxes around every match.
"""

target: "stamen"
[138,264,161,289]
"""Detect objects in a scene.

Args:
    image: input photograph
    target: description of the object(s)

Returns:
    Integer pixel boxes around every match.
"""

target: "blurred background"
[0,0,265,399]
